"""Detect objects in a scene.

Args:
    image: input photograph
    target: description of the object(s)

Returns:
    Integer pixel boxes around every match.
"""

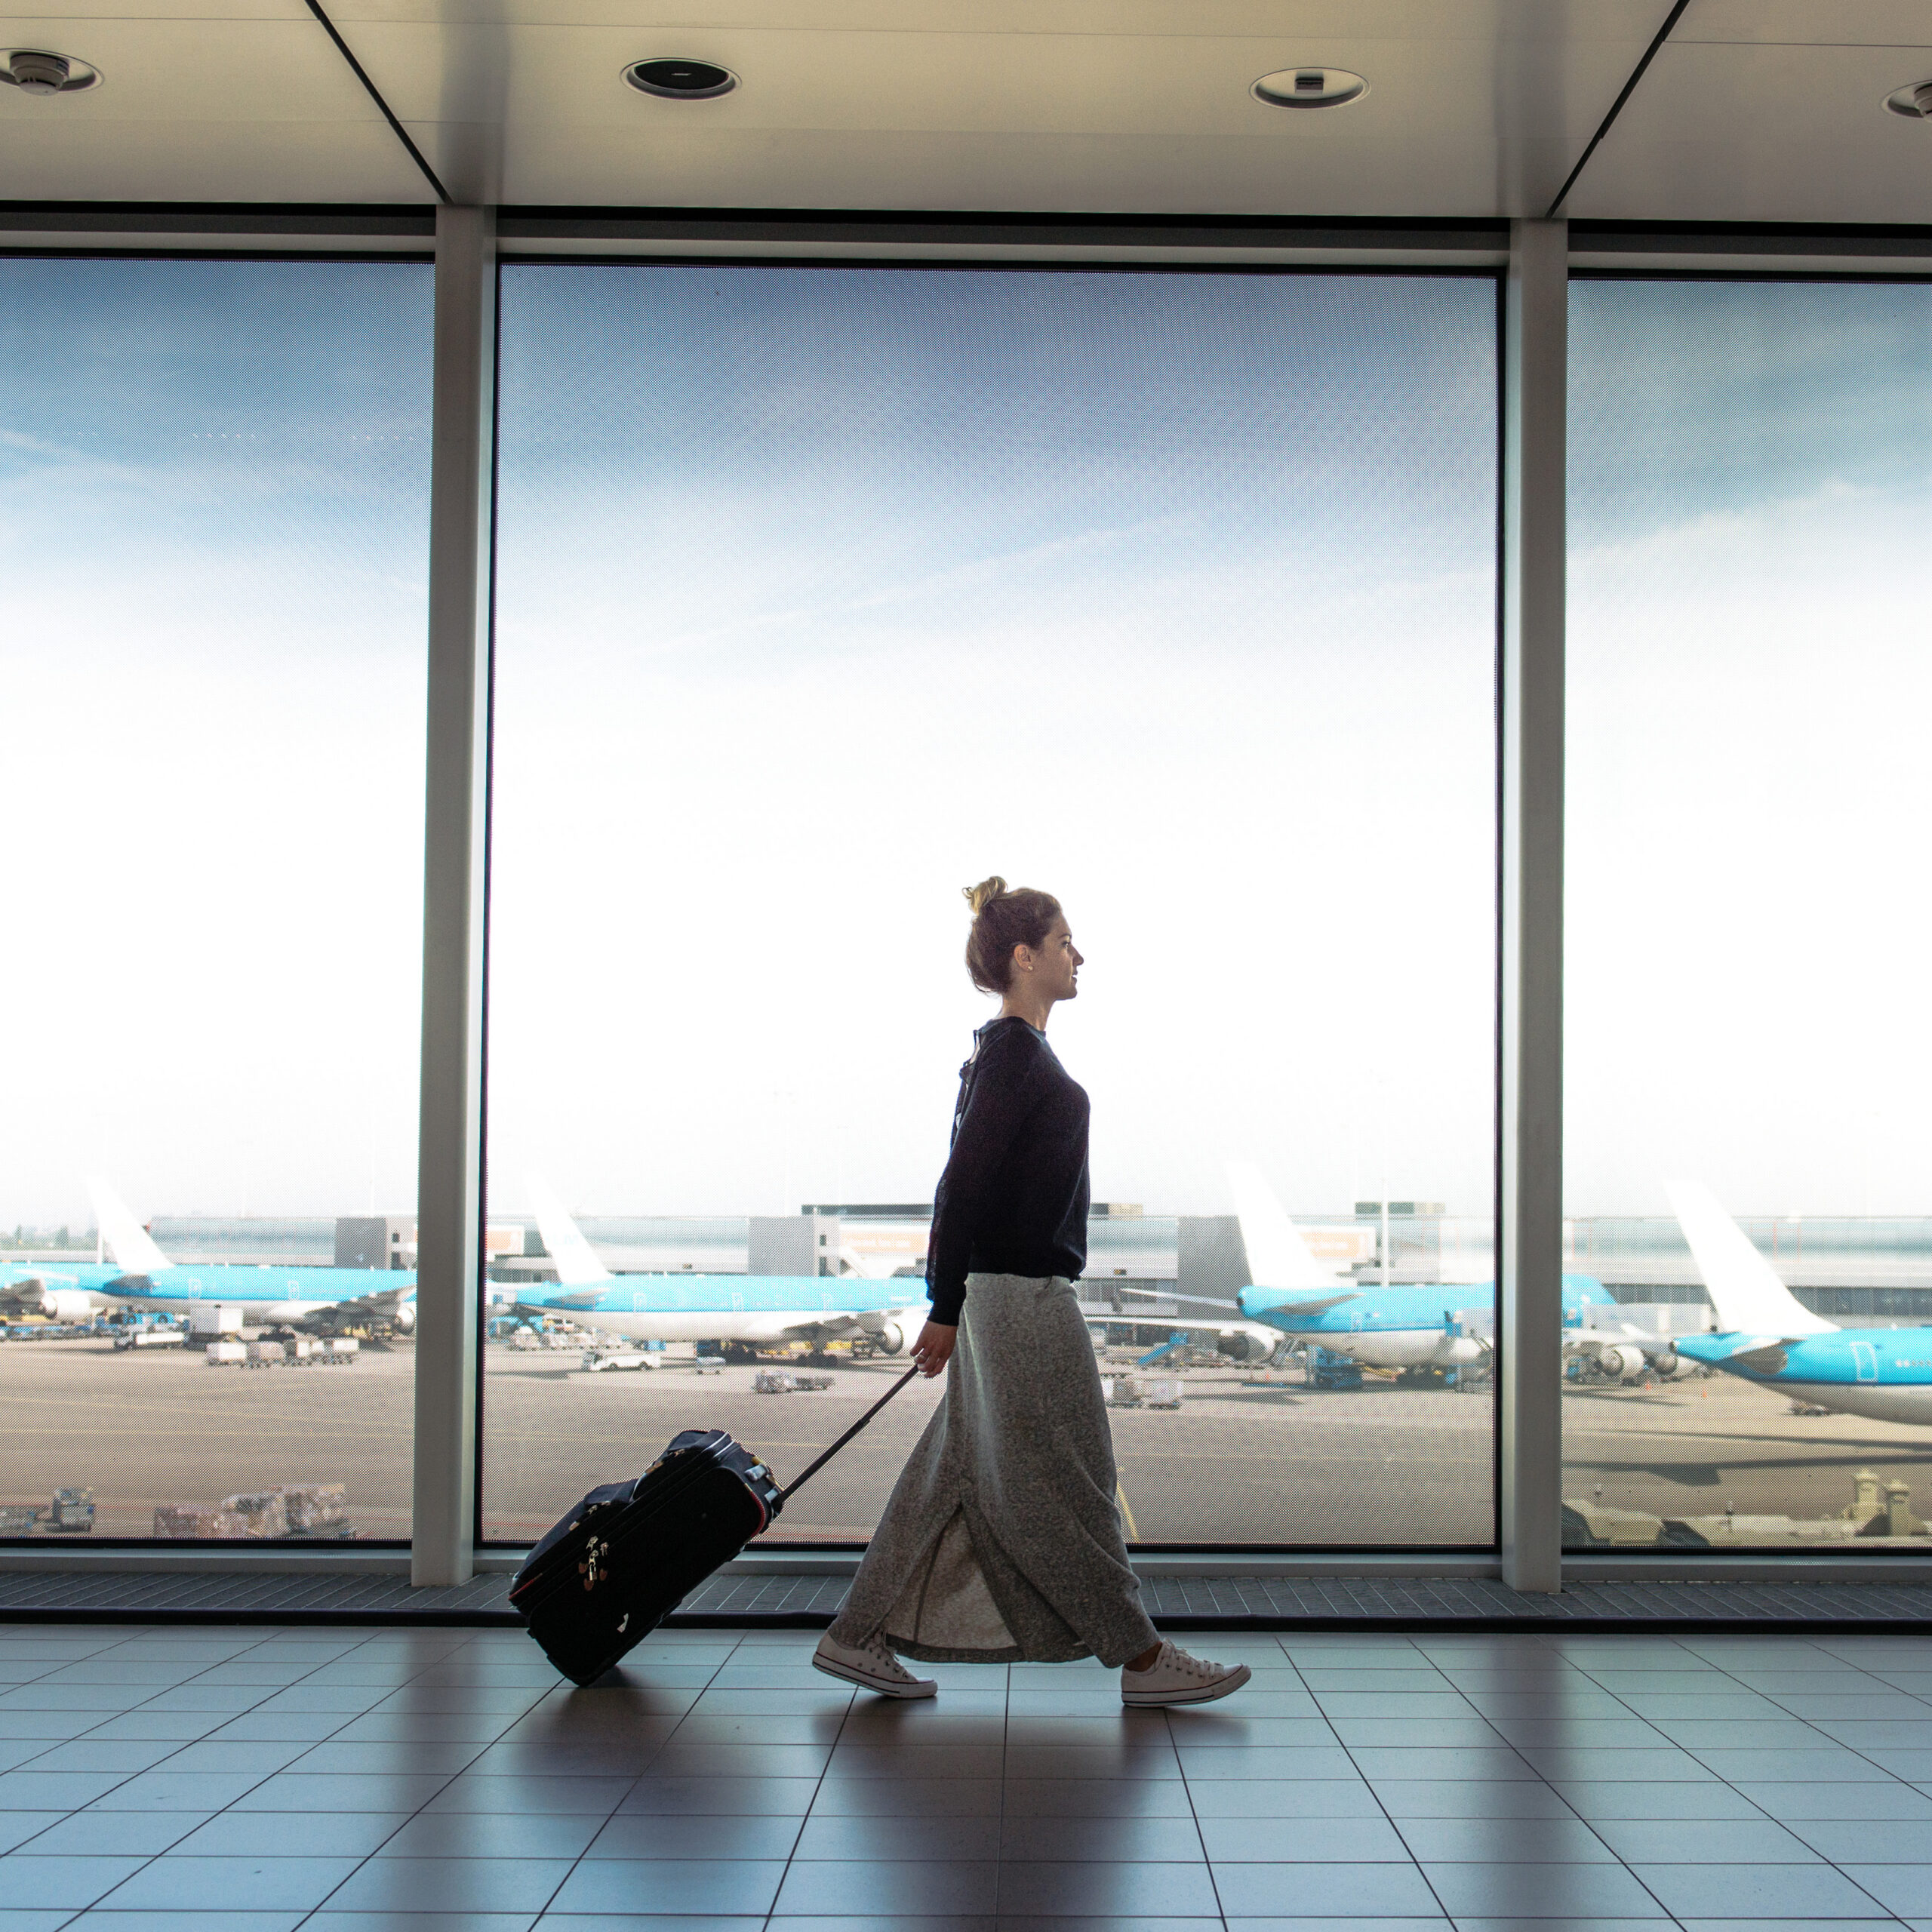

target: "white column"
[1500,217,1567,1594]
[412,205,496,1587]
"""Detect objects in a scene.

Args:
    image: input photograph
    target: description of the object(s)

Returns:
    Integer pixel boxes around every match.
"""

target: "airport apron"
[828,1271,1159,1666]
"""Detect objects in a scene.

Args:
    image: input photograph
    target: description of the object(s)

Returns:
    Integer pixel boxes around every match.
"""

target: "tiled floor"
[4,1626,1932,1929]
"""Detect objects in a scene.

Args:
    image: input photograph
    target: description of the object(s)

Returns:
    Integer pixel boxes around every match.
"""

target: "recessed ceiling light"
[1253,67,1365,109]
[1883,80,1932,119]
[1,48,102,96]
[624,59,737,100]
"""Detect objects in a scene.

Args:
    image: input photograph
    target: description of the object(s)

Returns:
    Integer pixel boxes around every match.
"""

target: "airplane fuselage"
[105,1265,417,1327]
[510,1273,926,1350]
[1675,1330,1932,1425]
[1238,1274,1617,1371]
[2,1260,416,1328]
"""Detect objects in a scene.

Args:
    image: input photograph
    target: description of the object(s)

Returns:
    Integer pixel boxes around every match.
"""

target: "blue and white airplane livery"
[509,1178,927,1355]
[91,1180,416,1331]
[1227,1162,1619,1371]
[1669,1180,1932,1425]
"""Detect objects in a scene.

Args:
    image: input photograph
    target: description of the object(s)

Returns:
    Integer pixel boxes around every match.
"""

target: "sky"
[485,266,1498,1225]
[0,258,431,1228]
[2,262,1927,1229]
[1565,279,1932,1221]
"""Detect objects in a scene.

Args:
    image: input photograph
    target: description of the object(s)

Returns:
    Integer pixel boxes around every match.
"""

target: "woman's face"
[1020,915,1083,1004]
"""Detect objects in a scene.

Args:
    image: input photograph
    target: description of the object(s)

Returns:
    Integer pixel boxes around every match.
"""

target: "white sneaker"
[812,1631,937,1699]
[1121,1640,1252,1707]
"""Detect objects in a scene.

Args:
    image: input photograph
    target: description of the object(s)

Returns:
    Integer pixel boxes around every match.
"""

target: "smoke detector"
[1253,66,1366,109]
[1884,80,1932,118]
[623,58,737,100]
[2,48,101,95]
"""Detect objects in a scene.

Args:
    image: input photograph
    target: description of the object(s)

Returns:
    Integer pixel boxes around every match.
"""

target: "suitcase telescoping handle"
[774,1364,921,1506]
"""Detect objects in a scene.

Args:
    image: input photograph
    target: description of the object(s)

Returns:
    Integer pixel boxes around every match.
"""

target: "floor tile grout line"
[497,1626,749,1931]
[1327,1634,1481,1930]
[1569,1635,1926,1925]
[770,1630,859,1927]
[11,1623,423,1925]
[285,1623,580,1930]
[1171,1641,1243,1932]
[1673,1632,1932,1842]
[9,1622,380,1862]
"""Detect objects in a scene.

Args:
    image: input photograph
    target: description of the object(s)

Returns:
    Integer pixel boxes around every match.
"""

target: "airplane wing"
[1246,1292,1361,1323]
[1227,1161,1352,1291]
[1080,1306,1286,1360]
[86,1177,171,1276]
[1724,1340,1792,1376]
[524,1174,613,1287]
[0,1275,53,1315]
[1564,1320,1686,1361]
[294,1282,415,1331]
[1665,1180,1835,1337]
[513,1290,609,1316]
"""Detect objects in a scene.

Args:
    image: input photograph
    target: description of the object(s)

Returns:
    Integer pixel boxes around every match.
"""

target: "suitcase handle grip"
[775,1364,921,1506]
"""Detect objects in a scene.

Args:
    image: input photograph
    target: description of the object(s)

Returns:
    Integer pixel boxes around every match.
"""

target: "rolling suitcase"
[512,1365,918,1685]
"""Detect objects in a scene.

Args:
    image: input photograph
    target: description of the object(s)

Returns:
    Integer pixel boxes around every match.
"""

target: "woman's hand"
[911,1321,957,1378]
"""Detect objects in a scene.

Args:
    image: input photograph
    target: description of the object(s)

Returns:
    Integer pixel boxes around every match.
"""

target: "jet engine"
[5,1282,95,1324]
[1595,1343,1647,1381]
[1220,1331,1273,1364]
[874,1321,908,1356]
[1650,1346,1680,1377]
[392,1303,417,1334]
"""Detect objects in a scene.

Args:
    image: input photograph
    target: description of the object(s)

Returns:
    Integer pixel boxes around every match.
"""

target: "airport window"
[481,263,1500,1548]
[1564,278,1932,1553]
[0,258,432,1543]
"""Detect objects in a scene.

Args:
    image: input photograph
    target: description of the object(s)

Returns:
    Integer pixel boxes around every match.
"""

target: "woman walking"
[813,878,1250,1707]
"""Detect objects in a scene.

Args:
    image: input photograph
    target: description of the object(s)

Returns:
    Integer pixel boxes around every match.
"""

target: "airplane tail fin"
[1226,1160,1343,1291]
[85,1177,171,1276]
[1665,1180,1835,1337]
[523,1174,613,1288]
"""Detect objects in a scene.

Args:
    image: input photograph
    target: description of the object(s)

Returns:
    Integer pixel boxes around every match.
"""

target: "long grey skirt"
[827,1272,1159,1666]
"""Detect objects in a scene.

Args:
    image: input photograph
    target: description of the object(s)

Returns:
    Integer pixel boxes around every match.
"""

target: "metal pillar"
[411,205,496,1587]
[1499,217,1567,1594]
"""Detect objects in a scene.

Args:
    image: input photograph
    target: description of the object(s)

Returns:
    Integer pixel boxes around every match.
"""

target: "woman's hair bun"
[963,875,1008,916]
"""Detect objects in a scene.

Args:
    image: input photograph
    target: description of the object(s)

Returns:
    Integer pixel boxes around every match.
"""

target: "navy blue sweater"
[924,1016,1091,1326]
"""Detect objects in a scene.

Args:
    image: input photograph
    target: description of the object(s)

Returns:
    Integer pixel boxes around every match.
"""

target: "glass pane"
[1565,278,1932,1550]
[0,260,432,1542]
[485,265,1497,1547]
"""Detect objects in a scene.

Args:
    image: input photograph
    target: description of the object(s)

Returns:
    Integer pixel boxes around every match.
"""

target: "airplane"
[82,1178,417,1334]
[1228,1162,1620,1373]
[1668,1180,1932,1425]
[506,1177,928,1357]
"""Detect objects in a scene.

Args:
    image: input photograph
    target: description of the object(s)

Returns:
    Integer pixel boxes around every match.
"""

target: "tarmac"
[4,1337,1932,1546]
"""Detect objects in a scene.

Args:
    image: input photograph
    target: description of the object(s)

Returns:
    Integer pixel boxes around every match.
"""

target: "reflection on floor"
[5,1622,1932,1927]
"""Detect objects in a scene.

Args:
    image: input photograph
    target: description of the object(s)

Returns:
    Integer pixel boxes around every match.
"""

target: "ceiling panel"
[0,0,1926,221]
[329,0,1660,40]
[0,11,426,201]
[1678,1,1932,51]
[356,14,1648,210]
[0,118,427,200]
[1567,38,1932,223]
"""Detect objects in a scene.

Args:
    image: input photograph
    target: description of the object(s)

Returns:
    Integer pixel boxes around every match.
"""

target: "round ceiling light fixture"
[1253,66,1365,109]
[1883,79,1932,118]
[1,48,102,95]
[624,58,737,100]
